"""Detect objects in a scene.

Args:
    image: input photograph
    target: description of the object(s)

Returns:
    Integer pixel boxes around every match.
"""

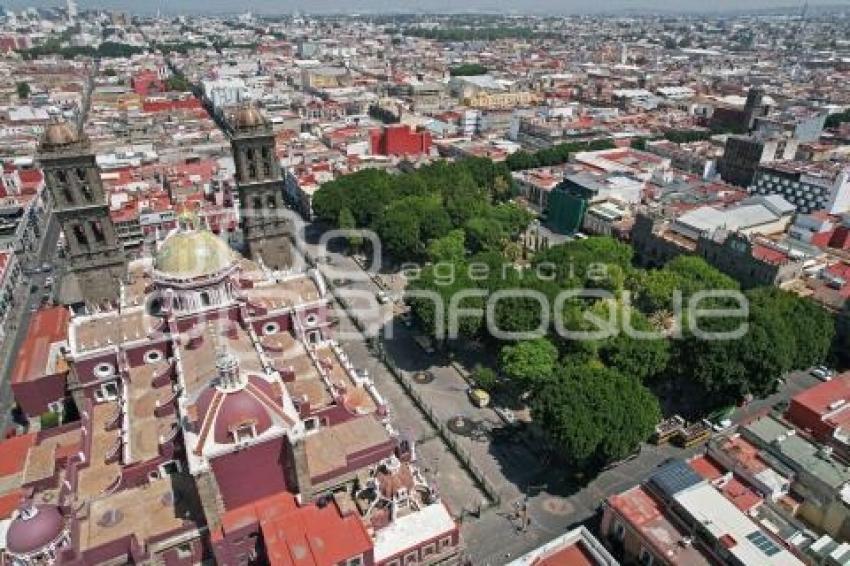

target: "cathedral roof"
[5,504,66,556]
[232,104,267,130]
[40,121,80,149]
[154,229,237,279]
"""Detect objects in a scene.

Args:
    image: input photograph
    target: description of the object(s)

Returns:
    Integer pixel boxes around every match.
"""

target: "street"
[292,217,831,562]
[0,214,61,433]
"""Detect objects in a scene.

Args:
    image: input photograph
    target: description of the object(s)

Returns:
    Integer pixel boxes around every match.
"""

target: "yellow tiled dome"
[41,121,79,148]
[232,104,266,129]
[155,230,237,278]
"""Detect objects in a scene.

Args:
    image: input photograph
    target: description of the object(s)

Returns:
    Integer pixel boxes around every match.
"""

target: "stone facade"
[631,212,803,288]
[38,123,126,306]
[228,106,292,270]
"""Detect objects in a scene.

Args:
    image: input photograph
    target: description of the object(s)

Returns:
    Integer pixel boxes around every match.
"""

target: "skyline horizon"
[3,0,848,17]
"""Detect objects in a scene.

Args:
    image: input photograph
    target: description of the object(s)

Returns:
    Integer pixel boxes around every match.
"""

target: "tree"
[532,365,661,469]
[500,338,558,391]
[598,309,671,382]
[427,229,466,263]
[633,255,738,314]
[165,74,192,92]
[408,260,484,340]
[449,63,488,76]
[630,137,648,150]
[464,216,504,253]
[826,109,850,129]
[668,286,830,405]
[471,365,499,391]
[534,236,634,289]
[338,207,362,253]
[16,82,30,99]
[377,202,422,259]
[746,287,834,370]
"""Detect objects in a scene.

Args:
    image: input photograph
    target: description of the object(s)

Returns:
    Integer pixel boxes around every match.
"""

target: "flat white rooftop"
[372,503,455,562]
[674,482,803,565]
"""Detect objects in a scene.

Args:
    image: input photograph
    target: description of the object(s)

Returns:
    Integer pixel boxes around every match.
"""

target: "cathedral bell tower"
[38,121,126,307]
[228,104,291,269]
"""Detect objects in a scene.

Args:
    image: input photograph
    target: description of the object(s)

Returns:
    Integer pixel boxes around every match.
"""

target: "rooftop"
[673,482,802,565]
[607,485,711,565]
[11,307,70,384]
[506,526,618,566]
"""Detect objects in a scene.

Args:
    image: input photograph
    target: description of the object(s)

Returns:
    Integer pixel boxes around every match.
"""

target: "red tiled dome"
[6,504,65,556]
[212,388,273,444]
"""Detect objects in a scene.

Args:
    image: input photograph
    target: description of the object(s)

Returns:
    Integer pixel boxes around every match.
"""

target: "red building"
[787,372,850,446]
[369,125,432,157]
[10,306,71,418]
[131,70,164,96]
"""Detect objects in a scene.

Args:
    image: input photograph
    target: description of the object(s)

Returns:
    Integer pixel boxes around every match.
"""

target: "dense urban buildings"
[0,4,850,565]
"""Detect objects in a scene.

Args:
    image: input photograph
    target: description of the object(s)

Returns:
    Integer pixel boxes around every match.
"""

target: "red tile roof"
[0,433,36,478]
[260,497,371,566]
[791,373,850,417]
[0,488,24,519]
[218,492,373,566]
[721,477,762,512]
[688,455,726,481]
[11,307,71,384]
[533,541,598,566]
[752,244,789,265]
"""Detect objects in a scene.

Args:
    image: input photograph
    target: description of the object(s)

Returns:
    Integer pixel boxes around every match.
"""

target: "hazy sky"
[3,0,840,15]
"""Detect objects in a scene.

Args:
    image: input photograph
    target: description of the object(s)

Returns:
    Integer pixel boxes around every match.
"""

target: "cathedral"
[3,113,461,565]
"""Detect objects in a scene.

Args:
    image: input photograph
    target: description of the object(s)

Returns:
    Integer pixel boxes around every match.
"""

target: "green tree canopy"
[16,81,31,99]
[427,229,466,263]
[500,338,559,391]
[532,365,661,469]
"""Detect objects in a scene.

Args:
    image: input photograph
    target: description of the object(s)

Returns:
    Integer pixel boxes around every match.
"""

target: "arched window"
[73,224,88,247]
[91,221,106,244]
[261,147,272,177]
[200,291,211,307]
[247,149,258,179]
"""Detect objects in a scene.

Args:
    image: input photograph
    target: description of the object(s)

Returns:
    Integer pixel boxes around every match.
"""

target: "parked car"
[468,388,490,408]
[812,367,832,381]
[707,406,735,432]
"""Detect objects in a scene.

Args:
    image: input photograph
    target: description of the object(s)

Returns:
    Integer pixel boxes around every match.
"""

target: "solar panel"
[648,459,703,498]
[746,531,781,557]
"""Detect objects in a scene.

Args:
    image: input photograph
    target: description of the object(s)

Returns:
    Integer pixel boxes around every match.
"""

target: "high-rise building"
[228,104,291,269]
[717,134,799,187]
[38,121,126,307]
[66,0,77,21]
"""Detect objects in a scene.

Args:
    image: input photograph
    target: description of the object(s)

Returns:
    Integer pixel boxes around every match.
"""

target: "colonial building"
[0,225,462,566]
[228,105,292,270]
[631,196,803,288]
[37,121,127,307]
